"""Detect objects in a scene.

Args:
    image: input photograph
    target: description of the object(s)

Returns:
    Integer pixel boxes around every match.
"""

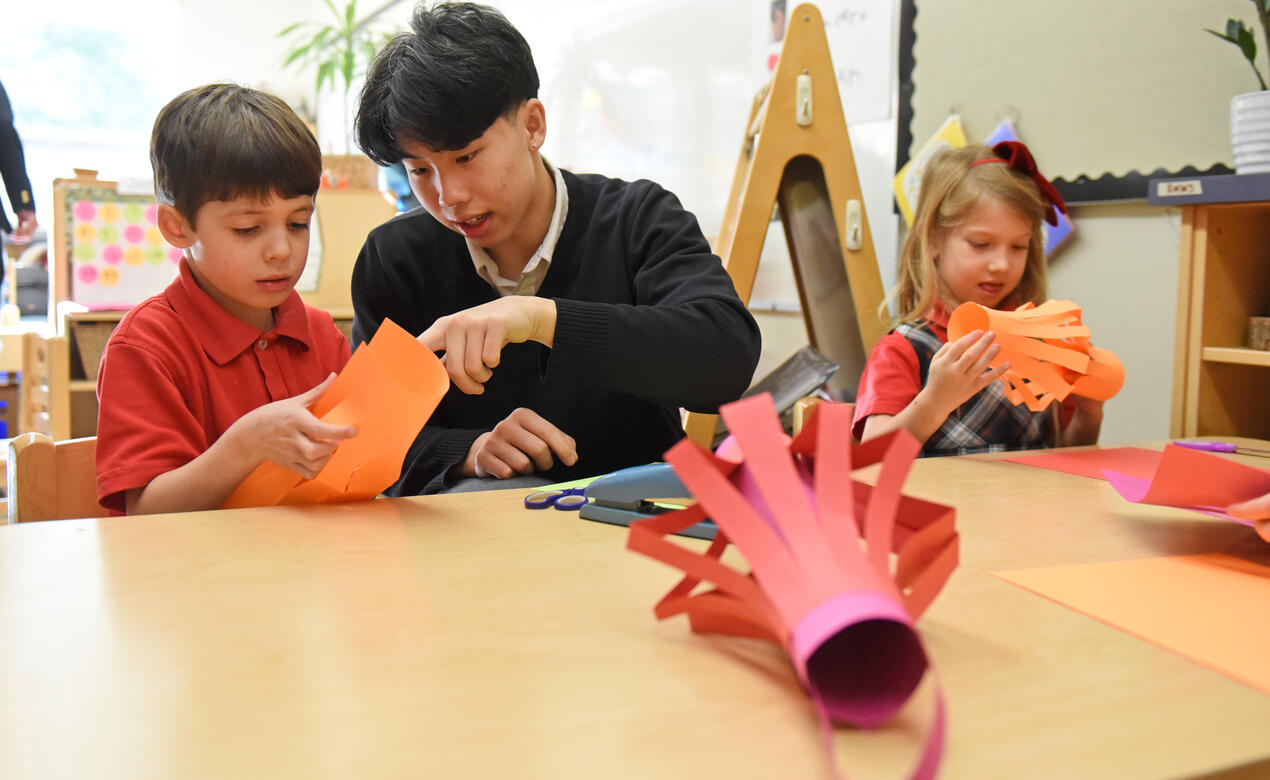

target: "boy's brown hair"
[888,144,1050,325]
[151,83,322,224]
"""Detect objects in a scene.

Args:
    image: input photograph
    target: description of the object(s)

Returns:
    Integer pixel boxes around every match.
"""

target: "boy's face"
[400,100,548,266]
[158,194,314,330]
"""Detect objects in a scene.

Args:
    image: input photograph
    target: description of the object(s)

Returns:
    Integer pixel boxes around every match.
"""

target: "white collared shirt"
[468,158,569,297]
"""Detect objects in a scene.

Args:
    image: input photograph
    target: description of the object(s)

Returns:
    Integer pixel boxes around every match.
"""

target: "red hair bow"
[972,140,1068,226]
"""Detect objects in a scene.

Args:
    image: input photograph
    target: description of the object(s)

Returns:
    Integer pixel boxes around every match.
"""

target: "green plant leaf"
[346,0,357,30]
[342,48,355,89]
[277,21,304,37]
[322,0,342,25]
[1206,29,1234,45]
[1238,23,1259,63]
[283,42,317,67]
[316,60,337,94]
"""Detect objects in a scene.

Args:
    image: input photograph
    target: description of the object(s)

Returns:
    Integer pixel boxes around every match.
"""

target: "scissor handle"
[552,491,587,510]
[524,488,589,510]
[524,490,559,509]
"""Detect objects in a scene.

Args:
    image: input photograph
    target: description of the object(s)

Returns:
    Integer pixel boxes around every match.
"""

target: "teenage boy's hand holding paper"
[223,319,449,508]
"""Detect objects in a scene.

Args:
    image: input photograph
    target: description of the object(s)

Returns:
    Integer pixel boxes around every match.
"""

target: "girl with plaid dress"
[852,142,1105,456]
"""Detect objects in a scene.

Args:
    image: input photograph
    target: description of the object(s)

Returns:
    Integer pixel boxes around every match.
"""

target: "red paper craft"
[1002,447,1162,482]
[627,395,957,778]
[947,299,1124,412]
[222,319,449,508]
[1104,444,1270,530]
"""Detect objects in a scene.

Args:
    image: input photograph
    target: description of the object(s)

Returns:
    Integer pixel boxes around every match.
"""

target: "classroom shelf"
[1169,197,1270,439]
[1201,346,1270,367]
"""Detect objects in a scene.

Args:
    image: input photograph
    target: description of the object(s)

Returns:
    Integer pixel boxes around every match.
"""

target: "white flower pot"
[1231,90,1270,173]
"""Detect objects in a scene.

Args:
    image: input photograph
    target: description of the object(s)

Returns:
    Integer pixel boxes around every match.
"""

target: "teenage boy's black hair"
[356,1,540,163]
[151,83,321,225]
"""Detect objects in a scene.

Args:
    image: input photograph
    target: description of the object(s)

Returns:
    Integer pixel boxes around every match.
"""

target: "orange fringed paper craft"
[627,395,956,778]
[947,300,1124,411]
[222,319,449,508]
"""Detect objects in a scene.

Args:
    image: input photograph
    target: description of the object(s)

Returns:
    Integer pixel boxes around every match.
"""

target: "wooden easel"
[684,3,888,447]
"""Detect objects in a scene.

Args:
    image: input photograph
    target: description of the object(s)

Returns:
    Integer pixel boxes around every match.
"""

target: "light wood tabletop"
[2,442,1269,779]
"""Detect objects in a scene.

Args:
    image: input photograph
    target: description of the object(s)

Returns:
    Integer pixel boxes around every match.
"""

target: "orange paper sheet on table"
[222,319,449,508]
[947,299,1124,412]
[995,553,1270,695]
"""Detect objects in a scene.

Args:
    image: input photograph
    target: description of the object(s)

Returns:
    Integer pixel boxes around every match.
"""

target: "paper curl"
[627,395,956,777]
[947,300,1124,411]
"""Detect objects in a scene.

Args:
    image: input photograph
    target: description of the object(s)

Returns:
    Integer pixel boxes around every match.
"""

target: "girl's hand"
[921,329,1008,417]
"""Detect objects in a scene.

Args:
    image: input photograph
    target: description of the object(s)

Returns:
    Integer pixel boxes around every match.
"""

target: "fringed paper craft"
[223,319,449,508]
[627,395,957,778]
[947,299,1124,412]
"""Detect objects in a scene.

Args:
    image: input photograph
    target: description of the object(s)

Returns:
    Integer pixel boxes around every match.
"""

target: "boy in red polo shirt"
[95,83,357,515]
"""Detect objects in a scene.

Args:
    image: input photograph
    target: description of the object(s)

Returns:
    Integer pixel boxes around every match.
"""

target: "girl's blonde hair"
[888,144,1051,325]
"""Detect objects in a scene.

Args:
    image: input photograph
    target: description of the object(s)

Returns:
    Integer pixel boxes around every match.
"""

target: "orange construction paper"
[626,395,955,777]
[1002,447,1162,482]
[222,319,449,508]
[995,553,1270,695]
[947,300,1125,411]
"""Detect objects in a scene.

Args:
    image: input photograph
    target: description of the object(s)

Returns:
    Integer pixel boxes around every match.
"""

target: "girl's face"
[932,195,1032,309]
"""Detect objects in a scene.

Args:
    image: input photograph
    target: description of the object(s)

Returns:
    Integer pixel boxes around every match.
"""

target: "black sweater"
[351,170,761,494]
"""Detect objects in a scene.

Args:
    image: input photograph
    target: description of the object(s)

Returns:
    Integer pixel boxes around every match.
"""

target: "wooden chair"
[18,331,71,441]
[7,433,104,523]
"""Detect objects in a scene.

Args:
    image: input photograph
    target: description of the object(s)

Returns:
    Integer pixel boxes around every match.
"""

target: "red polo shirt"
[95,258,351,512]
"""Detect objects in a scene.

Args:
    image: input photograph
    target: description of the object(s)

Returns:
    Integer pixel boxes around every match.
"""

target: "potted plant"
[1206,1,1270,174]
[279,0,400,186]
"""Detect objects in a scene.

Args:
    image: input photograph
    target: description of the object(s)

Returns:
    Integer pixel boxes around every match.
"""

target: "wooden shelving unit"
[1170,200,1270,438]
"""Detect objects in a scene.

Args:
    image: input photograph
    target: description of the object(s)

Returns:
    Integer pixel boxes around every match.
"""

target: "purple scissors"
[1174,441,1270,456]
[524,487,588,510]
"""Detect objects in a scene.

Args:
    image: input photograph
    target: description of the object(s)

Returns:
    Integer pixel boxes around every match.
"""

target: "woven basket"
[71,320,119,382]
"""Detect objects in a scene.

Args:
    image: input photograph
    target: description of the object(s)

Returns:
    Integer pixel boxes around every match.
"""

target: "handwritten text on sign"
[819,0,894,124]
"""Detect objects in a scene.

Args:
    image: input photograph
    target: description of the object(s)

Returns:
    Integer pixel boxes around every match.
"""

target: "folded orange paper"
[947,299,1124,411]
[222,319,449,508]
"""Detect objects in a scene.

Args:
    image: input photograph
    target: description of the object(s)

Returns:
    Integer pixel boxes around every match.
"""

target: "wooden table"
[2,443,1269,779]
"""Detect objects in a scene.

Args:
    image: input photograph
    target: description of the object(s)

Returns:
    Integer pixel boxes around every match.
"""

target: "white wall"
[1047,205,1181,444]
[8,0,1178,443]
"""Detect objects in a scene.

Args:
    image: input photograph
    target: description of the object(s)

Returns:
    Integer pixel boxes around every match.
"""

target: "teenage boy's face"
[400,100,547,262]
[158,194,314,330]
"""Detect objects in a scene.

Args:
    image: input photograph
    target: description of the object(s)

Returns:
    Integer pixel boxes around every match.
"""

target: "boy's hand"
[235,374,358,478]
[418,297,557,394]
[921,329,1008,417]
[461,407,577,479]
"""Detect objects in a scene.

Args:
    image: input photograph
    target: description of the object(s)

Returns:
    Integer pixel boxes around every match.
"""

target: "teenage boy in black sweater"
[352,1,761,494]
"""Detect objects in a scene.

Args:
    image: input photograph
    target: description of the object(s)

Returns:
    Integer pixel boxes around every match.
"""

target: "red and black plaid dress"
[895,322,1057,457]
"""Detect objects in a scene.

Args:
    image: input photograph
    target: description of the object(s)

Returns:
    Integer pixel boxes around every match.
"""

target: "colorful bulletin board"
[52,170,182,311]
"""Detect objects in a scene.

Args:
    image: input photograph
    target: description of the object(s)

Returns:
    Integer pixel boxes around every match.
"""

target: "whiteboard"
[488,0,903,308]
